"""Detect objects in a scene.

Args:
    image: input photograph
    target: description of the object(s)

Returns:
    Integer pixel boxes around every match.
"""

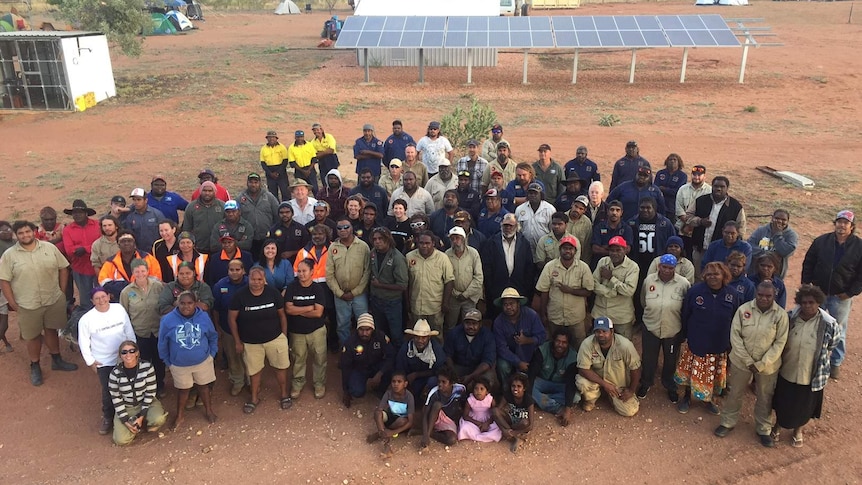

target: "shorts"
[170,355,216,390]
[18,297,66,340]
[434,410,458,433]
[242,333,290,375]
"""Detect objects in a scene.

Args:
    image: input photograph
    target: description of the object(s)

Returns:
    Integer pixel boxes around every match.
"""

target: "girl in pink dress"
[458,377,502,442]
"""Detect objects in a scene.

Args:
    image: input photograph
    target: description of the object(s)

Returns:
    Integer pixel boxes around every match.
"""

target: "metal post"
[419,48,425,83]
[629,49,636,84]
[572,49,579,84]
[363,48,370,83]
[466,49,473,85]
[522,49,529,84]
[680,47,689,83]
[739,37,750,84]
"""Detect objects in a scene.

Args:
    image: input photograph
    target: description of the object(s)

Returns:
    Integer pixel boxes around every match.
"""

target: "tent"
[150,12,178,34]
[166,10,194,31]
[275,0,301,15]
[1,12,27,31]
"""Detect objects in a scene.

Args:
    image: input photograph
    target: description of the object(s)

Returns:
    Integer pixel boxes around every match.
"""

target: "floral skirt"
[673,343,727,403]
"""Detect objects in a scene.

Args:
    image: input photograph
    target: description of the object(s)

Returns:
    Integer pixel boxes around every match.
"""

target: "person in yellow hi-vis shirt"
[260,130,290,202]
[288,130,320,194]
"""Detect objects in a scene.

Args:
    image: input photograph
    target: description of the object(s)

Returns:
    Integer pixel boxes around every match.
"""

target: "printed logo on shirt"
[175,321,202,350]
[695,296,704,306]
[725,293,734,303]
[743,311,752,319]
[649,285,655,292]
[354,345,364,354]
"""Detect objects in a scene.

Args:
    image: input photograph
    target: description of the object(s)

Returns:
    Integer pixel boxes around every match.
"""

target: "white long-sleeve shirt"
[78,303,136,367]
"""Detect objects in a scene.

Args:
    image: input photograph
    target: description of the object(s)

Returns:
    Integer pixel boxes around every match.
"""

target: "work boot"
[30,362,43,386]
[99,417,112,435]
[51,353,78,371]
[830,365,840,380]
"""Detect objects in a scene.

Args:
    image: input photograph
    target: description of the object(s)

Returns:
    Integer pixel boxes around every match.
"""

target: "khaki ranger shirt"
[325,237,371,298]
[481,158,518,188]
[577,334,641,388]
[402,161,429,188]
[534,231,578,264]
[640,273,690,339]
[444,246,484,304]
[729,300,789,374]
[566,215,593,265]
[591,256,640,325]
[536,258,594,326]
[406,249,455,315]
[647,255,696,284]
[0,240,69,309]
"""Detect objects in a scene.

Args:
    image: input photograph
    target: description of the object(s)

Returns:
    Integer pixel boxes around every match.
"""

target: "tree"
[440,95,498,158]
[49,0,151,57]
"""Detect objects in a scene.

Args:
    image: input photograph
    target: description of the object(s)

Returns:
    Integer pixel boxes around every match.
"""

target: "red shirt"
[62,219,101,275]
[192,183,231,203]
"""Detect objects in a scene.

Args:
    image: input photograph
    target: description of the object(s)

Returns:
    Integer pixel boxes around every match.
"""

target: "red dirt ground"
[1,1,861,483]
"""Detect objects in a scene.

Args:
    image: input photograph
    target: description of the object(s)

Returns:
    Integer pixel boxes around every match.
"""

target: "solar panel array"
[335,14,740,49]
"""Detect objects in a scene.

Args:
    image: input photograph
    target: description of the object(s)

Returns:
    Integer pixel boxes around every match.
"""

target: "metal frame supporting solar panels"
[335,15,770,85]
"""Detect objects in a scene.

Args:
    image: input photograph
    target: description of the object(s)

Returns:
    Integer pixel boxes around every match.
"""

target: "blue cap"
[593,317,614,331]
[666,236,684,249]
[660,254,678,267]
[224,200,239,211]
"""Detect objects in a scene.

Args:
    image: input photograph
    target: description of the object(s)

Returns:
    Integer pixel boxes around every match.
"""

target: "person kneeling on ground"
[340,313,395,408]
[528,329,579,427]
[575,317,641,417]
[493,372,534,453]
[367,371,415,458]
[108,340,168,446]
[420,366,466,448]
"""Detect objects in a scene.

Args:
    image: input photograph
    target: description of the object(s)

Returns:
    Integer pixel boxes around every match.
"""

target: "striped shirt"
[108,361,157,422]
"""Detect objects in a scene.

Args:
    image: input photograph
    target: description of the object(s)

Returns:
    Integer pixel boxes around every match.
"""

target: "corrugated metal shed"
[356,47,497,67]
[0,31,104,38]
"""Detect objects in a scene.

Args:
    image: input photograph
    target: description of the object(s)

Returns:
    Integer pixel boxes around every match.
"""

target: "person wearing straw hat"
[62,199,101,310]
[288,179,318,226]
[396,319,446,399]
[492,287,545,386]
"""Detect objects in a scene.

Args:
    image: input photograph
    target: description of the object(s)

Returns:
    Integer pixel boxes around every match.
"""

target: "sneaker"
[759,433,774,448]
[99,417,112,435]
[714,425,732,438]
[830,365,840,380]
[290,388,302,399]
[636,385,649,400]
[230,383,244,397]
[706,402,721,416]
[677,398,690,414]
[30,363,43,386]
[314,386,326,399]
[667,389,679,404]
[51,355,78,371]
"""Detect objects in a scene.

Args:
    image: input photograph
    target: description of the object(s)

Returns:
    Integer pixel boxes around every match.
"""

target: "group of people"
[0,120,857,454]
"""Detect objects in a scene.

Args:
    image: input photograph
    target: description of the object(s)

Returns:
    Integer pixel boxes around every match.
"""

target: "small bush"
[439,95,497,156]
[598,114,620,127]
[743,105,758,113]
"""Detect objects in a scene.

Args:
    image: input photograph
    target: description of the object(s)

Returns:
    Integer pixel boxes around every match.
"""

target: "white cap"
[130,188,145,198]
[448,226,466,238]
[438,160,451,167]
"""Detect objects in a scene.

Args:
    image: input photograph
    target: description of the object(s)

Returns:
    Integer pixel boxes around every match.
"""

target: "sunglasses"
[410,222,426,228]
[336,224,352,230]
[120,348,138,355]
[692,168,706,174]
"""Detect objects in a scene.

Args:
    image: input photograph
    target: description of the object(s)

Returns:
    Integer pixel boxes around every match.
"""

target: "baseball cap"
[836,210,855,223]
[178,231,195,243]
[438,159,451,167]
[219,233,236,241]
[454,210,471,222]
[490,169,503,178]
[457,170,471,178]
[198,168,215,179]
[110,195,126,205]
[448,226,467,238]
[278,201,293,212]
[485,188,500,198]
[559,235,578,248]
[248,172,261,180]
[527,182,543,193]
[593,317,614,331]
[496,141,509,149]
[130,188,145,198]
[466,139,479,147]
[266,130,278,138]
[565,173,581,183]
[362,123,374,131]
[389,159,403,168]
[692,165,706,174]
[356,313,375,329]
[537,143,551,151]
[151,175,166,184]
[660,254,678,267]
[637,166,652,175]
[608,236,628,248]
[224,200,239,211]
[463,308,482,321]
[295,130,304,137]
[626,140,638,147]
[574,195,589,207]
[428,121,441,129]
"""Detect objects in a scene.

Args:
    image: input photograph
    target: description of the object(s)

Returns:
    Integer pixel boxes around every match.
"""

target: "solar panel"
[334,14,738,50]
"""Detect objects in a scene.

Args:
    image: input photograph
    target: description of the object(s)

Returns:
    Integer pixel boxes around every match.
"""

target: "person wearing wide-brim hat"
[492,287,545,386]
[396,319,445,398]
[62,199,101,310]
[288,180,319,227]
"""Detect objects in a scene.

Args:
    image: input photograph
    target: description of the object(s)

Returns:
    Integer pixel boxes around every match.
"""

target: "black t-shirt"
[503,389,534,425]
[229,286,285,344]
[385,217,411,254]
[284,280,326,335]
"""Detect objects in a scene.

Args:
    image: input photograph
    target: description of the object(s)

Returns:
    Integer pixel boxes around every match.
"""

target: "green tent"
[0,20,14,32]
[150,12,177,35]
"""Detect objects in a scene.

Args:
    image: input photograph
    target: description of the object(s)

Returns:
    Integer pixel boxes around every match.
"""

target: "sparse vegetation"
[743,105,758,113]
[598,114,621,127]
[440,95,497,155]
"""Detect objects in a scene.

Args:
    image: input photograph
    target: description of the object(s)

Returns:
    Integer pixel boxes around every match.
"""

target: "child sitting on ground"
[494,372,534,453]
[367,371,414,457]
[458,376,502,443]
[420,366,466,448]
